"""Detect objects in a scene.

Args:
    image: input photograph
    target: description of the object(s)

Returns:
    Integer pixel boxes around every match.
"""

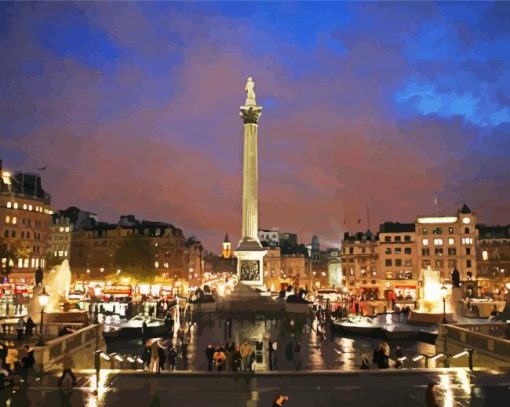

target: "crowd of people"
[0,342,37,389]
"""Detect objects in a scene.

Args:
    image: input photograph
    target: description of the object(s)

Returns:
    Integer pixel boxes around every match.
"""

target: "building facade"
[476,224,510,298]
[47,214,73,266]
[378,222,418,300]
[0,162,52,283]
[70,216,192,280]
[415,205,478,282]
[340,231,380,299]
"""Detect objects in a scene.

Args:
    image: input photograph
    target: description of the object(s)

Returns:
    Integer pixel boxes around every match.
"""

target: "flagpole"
[367,205,370,231]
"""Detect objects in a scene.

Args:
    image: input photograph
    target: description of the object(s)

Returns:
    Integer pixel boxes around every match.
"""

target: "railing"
[34,324,104,371]
[437,323,510,364]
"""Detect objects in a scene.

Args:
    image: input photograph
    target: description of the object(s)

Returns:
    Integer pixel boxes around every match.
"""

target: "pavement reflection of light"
[335,337,355,369]
[439,374,454,407]
[87,371,111,407]
[456,369,471,395]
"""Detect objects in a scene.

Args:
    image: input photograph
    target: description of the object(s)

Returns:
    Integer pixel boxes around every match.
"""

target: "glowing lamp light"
[441,285,448,299]
[94,285,102,297]
[38,287,50,307]
[506,282,510,290]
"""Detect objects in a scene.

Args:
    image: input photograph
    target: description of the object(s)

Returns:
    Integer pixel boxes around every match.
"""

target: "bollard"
[467,349,475,371]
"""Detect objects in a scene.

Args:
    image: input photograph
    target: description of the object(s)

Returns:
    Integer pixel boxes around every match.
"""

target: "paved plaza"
[1,369,509,406]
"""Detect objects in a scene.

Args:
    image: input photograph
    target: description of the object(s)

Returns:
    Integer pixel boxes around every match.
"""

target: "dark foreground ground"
[1,368,509,407]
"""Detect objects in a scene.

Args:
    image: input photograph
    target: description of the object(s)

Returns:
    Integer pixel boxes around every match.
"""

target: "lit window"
[482,250,488,261]
[54,251,57,257]
[23,258,29,268]
[155,261,159,268]
[6,202,12,208]
[422,239,429,246]
[23,204,27,210]
[65,227,70,232]
[12,217,16,225]
[28,205,32,211]
[18,258,23,268]
[462,217,470,224]
[41,259,45,267]
[64,250,68,257]
[5,216,10,224]
[35,258,39,267]
[434,238,443,246]
[58,251,64,257]
[31,258,35,268]
[448,238,455,245]
[13,202,18,209]
[462,237,473,245]
[59,227,64,232]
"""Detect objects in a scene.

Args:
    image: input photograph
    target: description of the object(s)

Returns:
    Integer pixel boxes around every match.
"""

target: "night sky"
[1,2,509,252]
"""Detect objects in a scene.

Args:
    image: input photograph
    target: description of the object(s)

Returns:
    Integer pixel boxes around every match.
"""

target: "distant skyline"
[1,2,510,251]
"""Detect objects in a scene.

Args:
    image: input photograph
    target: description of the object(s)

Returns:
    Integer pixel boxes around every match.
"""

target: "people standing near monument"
[25,317,35,338]
[16,317,25,340]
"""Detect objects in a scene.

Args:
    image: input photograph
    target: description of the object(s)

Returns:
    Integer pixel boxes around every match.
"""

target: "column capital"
[240,105,262,124]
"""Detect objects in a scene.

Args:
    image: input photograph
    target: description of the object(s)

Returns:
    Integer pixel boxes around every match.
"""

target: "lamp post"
[36,287,49,346]
[441,284,448,324]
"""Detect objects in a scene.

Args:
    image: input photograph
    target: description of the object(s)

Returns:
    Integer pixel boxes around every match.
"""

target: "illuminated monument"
[233,77,267,292]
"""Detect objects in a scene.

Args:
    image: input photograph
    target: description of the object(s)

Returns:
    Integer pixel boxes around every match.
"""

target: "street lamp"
[441,284,448,324]
[36,287,49,346]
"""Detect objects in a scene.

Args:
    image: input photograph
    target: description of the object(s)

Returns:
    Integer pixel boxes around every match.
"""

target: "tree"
[114,234,156,280]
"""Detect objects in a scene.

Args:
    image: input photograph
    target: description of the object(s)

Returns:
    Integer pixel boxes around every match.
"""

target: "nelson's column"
[233,77,267,292]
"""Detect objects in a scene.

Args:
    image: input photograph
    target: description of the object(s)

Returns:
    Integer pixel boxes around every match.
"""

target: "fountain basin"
[407,309,454,325]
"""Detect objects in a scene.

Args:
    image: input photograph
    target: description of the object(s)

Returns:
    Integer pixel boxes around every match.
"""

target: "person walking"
[239,341,253,372]
[360,355,370,369]
[57,352,77,387]
[271,340,279,370]
[285,340,294,368]
[231,345,242,372]
[167,345,177,371]
[272,394,289,407]
[425,382,439,407]
[293,341,302,371]
[16,317,25,340]
[268,340,274,371]
[150,340,163,373]
[394,346,403,368]
[205,344,215,371]
[213,346,226,372]
[158,344,166,372]
[20,345,35,384]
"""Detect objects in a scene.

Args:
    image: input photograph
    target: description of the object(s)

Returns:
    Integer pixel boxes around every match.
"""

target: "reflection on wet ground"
[107,312,437,371]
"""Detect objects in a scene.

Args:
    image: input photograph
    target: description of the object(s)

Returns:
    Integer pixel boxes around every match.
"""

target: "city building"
[70,215,193,280]
[415,204,478,282]
[47,206,97,267]
[46,213,73,266]
[340,231,379,299]
[0,160,52,284]
[378,222,418,300]
[258,228,298,247]
[476,224,510,298]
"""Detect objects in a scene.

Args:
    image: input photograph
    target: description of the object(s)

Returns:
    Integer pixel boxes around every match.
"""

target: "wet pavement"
[1,368,509,406]
[107,312,437,371]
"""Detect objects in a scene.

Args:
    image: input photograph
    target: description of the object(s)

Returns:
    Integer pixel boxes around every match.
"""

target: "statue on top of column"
[245,77,256,106]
